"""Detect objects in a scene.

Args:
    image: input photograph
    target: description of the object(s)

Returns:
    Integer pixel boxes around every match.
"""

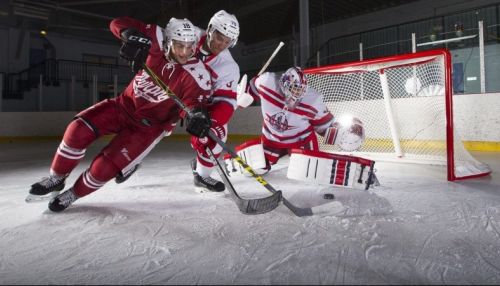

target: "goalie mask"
[163,18,198,63]
[207,10,240,49]
[279,67,308,110]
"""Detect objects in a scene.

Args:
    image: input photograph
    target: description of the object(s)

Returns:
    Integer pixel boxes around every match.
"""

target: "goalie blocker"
[287,149,377,190]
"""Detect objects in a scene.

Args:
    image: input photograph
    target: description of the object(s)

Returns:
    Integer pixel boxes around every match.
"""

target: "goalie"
[236,66,366,171]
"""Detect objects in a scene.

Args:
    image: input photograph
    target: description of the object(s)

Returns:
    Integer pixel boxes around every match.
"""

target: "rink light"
[40,30,47,36]
[338,114,354,127]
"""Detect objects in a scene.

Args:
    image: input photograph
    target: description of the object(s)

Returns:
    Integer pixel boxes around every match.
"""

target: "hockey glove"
[190,124,226,157]
[186,108,212,138]
[236,74,254,108]
[119,28,152,74]
[324,117,365,151]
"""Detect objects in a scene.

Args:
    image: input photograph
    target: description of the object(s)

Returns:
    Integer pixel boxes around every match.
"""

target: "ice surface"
[1,139,500,284]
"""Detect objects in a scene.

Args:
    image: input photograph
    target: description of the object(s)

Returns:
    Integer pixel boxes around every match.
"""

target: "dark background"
[3,0,418,44]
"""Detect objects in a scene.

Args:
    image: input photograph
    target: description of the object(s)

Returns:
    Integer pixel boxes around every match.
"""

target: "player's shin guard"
[194,140,223,176]
[72,153,120,198]
[50,118,97,176]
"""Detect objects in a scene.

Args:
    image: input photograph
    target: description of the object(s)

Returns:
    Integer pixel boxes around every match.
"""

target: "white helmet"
[279,67,308,109]
[164,18,198,58]
[207,10,240,48]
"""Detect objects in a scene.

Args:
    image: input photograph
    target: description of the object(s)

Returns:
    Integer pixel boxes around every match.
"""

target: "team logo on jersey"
[133,72,169,103]
[197,94,212,104]
[266,111,290,132]
[121,148,131,162]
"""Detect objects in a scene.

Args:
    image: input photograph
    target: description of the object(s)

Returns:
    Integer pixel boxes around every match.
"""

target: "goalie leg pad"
[287,149,376,190]
[224,139,267,175]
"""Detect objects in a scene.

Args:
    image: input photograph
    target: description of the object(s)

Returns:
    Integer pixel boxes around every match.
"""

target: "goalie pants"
[261,132,319,165]
[50,98,171,198]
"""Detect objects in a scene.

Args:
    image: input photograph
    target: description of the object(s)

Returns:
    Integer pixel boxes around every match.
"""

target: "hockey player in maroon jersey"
[26,17,213,212]
[118,10,242,193]
[237,66,365,170]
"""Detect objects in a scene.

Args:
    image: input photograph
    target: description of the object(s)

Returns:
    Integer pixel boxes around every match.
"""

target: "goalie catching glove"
[186,108,212,138]
[324,117,365,152]
[119,28,152,74]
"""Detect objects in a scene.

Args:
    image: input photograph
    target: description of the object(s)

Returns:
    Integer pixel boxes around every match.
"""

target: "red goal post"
[304,49,490,181]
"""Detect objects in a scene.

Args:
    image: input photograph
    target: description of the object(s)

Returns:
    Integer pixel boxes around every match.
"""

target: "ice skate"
[26,175,66,203]
[115,164,141,184]
[191,159,225,193]
[48,188,78,212]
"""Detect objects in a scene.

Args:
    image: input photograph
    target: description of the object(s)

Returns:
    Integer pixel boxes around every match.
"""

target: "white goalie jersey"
[248,72,335,147]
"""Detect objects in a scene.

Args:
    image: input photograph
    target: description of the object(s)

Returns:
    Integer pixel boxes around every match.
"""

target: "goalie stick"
[236,42,285,108]
[258,41,284,76]
[143,64,313,217]
[237,42,284,108]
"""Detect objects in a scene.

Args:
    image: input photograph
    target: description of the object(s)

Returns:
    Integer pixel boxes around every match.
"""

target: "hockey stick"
[144,64,312,216]
[206,148,281,214]
[257,41,284,76]
[236,42,284,108]
[143,64,313,217]
[231,42,315,216]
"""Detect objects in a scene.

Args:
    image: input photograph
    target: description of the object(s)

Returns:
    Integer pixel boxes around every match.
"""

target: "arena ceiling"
[4,0,419,44]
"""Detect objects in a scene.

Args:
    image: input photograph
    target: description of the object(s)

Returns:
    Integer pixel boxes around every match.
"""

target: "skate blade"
[194,186,225,196]
[25,191,60,203]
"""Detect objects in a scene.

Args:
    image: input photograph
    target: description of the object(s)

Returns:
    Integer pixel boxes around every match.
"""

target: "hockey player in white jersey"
[188,10,241,192]
[238,66,365,170]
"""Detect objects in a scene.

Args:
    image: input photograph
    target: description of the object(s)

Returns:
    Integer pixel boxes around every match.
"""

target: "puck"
[323,193,335,200]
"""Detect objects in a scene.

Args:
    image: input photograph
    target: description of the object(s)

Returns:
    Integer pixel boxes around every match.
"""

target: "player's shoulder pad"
[182,59,212,91]
[214,49,240,74]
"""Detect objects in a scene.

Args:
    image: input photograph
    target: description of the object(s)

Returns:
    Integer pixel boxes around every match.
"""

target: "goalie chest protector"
[287,149,376,190]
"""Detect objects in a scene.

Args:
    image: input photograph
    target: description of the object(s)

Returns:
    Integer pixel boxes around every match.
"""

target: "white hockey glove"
[324,117,365,152]
[236,74,254,108]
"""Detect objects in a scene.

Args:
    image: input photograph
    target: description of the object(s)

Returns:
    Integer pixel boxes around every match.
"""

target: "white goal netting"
[305,49,490,181]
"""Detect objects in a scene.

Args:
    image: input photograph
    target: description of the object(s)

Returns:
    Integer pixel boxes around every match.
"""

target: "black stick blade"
[236,190,282,215]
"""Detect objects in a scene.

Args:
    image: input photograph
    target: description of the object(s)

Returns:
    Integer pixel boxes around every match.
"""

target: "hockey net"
[304,49,490,181]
